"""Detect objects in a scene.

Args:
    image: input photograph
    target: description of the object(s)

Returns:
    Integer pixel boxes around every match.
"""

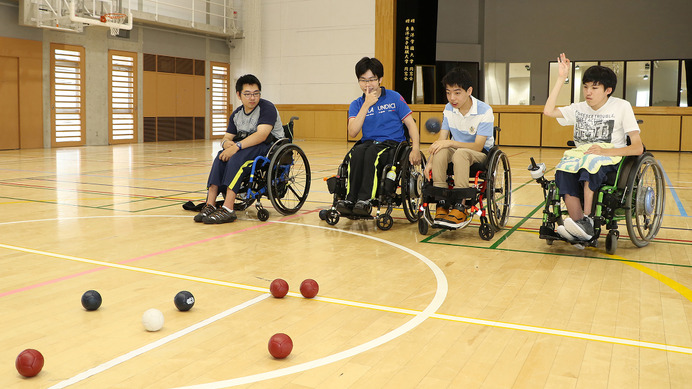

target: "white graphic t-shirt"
[557,97,640,148]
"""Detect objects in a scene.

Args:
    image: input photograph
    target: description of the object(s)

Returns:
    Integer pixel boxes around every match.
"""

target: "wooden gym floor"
[0,139,690,388]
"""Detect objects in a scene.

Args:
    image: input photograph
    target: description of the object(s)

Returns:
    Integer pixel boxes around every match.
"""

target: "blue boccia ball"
[425,117,441,134]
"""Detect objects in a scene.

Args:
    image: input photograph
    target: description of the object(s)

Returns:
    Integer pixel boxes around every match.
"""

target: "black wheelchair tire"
[418,217,429,235]
[606,230,618,255]
[325,210,340,225]
[402,152,427,223]
[267,144,311,215]
[479,222,494,241]
[257,208,270,221]
[624,153,665,248]
[486,151,512,231]
[376,214,394,231]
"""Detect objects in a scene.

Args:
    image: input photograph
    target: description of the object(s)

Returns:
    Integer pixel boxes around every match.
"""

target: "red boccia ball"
[15,349,44,378]
[268,333,293,359]
[270,279,289,298]
[300,279,319,298]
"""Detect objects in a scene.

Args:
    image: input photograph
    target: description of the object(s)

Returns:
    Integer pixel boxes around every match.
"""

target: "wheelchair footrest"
[539,225,561,240]
[421,182,479,204]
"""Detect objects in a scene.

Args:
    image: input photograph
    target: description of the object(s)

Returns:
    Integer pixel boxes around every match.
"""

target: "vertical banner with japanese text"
[394,0,438,103]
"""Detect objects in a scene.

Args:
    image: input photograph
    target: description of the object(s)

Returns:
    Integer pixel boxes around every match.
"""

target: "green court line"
[489,201,545,249]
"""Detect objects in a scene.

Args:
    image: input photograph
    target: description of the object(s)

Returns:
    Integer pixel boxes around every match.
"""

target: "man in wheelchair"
[194,74,286,224]
[335,56,421,216]
[424,67,496,228]
[542,54,644,243]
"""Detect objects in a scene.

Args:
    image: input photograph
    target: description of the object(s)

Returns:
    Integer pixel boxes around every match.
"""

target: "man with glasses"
[194,74,284,224]
[338,57,421,216]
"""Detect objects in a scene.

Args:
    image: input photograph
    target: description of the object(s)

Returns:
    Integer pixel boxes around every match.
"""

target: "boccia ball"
[174,291,195,311]
[300,279,319,299]
[268,333,293,359]
[425,117,441,134]
[270,279,289,298]
[81,290,102,311]
[15,349,44,378]
[142,308,164,332]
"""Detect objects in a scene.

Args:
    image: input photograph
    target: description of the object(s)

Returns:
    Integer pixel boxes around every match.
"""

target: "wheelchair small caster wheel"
[606,230,619,254]
[418,218,429,235]
[325,210,340,226]
[479,223,494,240]
[318,209,328,220]
[376,214,394,231]
[257,208,270,221]
[546,239,554,246]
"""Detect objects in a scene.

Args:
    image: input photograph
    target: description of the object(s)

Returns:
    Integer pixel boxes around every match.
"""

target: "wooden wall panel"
[280,111,314,139]
[157,73,177,117]
[375,0,396,89]
[19,57,43,149]
[681,116,692,152]
[193,76,205,117]
[143,72,157,117]
[637,115,681,151]
[497,113,541,146]
[315,111,347,140]
[0,56,19,150]
[541,116,573,148]
[176,76,195,117]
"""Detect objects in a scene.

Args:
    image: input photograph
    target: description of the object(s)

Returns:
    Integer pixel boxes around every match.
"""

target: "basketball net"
[103,13,126,36]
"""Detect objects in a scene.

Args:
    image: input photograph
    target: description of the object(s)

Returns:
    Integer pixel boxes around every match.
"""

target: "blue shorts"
[555,164,618,199]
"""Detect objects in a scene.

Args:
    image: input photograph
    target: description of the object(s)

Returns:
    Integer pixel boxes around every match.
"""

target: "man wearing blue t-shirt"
[425,67,495,228]
[338,57,421,216]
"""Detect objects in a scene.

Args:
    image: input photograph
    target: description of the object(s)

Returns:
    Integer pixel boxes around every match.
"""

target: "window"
[210,62,230,138]
[109,51,137,143]
[508,63,531,105]
[625,61,651,107]
[51,44,85,146]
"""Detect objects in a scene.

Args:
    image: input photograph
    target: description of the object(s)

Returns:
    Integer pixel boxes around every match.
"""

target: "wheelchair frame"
[529,151,665,254]
[232,117,311,221]
[319,140,426,230]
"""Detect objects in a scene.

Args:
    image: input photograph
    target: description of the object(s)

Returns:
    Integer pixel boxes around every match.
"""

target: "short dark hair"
[442,67,473,90]
[582,66,617,96]
[355,57,384,79]
[236,74,261,93]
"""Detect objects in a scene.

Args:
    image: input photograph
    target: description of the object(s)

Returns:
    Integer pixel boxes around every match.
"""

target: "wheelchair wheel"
[376,214,394,231]
[486,151,512,231]
[401,152,427,222]
[479,216,494,240]
[606,230,619,255]
[257,208,270,221]
[624,154,665,247]
[267,144,311,215]
[418,217,429,235]
[325,209,340,225]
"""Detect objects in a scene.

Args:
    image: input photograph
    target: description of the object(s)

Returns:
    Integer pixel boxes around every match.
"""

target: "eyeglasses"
[358,77,379,84]
[242,91,261,98]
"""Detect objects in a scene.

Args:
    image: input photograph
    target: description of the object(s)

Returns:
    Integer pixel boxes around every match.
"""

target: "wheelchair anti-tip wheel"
[267,144,311,215]
[376,214,394,231]
[486,151,512,231]
[625,154,665,248]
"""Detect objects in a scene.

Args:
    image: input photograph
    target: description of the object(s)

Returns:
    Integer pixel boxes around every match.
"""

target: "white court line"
[47,294,271,389]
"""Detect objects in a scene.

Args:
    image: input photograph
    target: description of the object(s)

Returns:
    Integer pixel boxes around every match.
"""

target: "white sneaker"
[556,223,576,241]
[564,216,594,241]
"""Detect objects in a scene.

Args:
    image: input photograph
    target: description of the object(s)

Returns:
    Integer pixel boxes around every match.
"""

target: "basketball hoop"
[101,12,126,35]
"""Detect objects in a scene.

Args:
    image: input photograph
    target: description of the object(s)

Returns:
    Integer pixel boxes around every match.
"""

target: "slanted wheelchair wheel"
[267,144,311,215]
[257,208,270,221]
[325,209,340,225]
[376,214,394,231]
[401,152,427,223]
[624,154,665,248]
[606,230,619,255]
[418,217,429,235]
[478,216,494,240]
[486,151,512,231]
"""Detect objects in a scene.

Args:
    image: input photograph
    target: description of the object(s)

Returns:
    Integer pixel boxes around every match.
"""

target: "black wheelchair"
[417,127,512,240]
[528,141,665,254]
[318,140,426,230]
[231,116,311,221]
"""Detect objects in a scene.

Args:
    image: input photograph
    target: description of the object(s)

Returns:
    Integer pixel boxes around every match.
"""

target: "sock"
[222,205,233,212]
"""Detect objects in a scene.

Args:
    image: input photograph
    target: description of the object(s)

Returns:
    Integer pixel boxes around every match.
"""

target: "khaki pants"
[431,147,486,189]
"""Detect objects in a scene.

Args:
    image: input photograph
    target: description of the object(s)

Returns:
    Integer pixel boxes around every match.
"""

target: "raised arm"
[543,53,570,118]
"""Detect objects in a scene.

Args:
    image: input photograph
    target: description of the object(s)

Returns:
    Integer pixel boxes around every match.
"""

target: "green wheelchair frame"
[529,151,665,254]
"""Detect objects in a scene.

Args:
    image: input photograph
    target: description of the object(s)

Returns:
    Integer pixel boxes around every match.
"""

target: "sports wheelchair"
[231,116,311,221]
[318,140,426,230]
[417,127,512,240]
[528,143,665,254]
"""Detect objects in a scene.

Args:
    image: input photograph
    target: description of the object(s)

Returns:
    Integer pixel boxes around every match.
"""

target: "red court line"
[0,210,316,298]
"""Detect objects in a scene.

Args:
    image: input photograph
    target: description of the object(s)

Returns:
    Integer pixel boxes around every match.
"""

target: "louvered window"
[51,44,85,146]
[211,62,230,137]
[109,51,137,143]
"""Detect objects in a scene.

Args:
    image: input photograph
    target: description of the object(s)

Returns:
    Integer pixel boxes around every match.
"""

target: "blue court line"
[661,162,688,217]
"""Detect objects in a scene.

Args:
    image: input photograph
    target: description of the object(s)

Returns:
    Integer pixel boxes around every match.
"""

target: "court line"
[47,294,271,389]
[661,162,688,217]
